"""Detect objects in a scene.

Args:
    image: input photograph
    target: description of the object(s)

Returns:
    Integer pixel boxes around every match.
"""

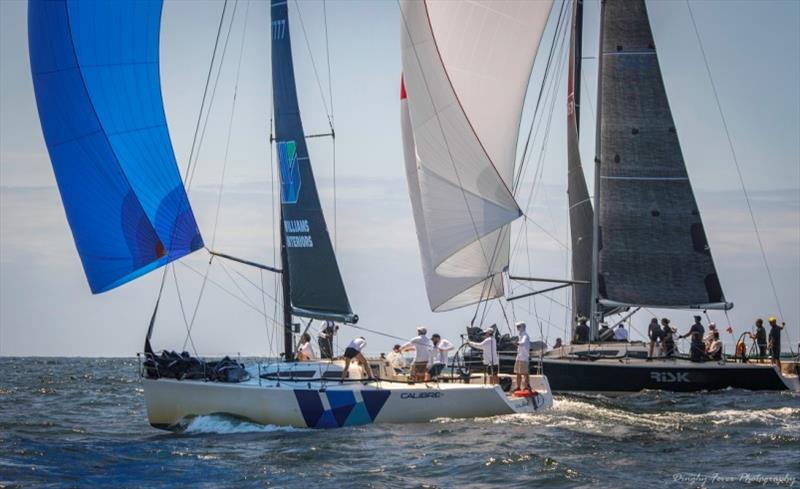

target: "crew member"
[614,324,629,342]
[427,334,454,381]
[661,318,676,358]
[680,316,706,362]
[704,323,718,351]
[468,327,499,385]
[750,319,768,358]
[574,317,590,344]
[553,338,563,349]
[647,318,662,359]
[514,321,532,391]
[386,344,407,375]
[706,331,722,361]
[340,336,374,382]
[401,327,433,382]
[297,333,315,362]
[318,321,338,360]
[598,322,611,342]
[768,316,784,372]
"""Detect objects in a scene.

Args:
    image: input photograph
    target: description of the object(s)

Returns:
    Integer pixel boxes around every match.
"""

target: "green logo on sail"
[278,140,301,204]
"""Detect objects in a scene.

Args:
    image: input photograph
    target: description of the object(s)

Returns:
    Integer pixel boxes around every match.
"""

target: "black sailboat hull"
[532,359,790,393]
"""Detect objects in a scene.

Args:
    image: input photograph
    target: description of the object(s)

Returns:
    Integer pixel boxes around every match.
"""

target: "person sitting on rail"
[705,331,723,361]
[297,333,315,362]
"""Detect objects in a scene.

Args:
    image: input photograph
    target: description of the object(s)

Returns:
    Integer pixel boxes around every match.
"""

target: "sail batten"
[271,0,354,323]
[29,0,203,294]
[596,0,727,309]
[400,0,553,312]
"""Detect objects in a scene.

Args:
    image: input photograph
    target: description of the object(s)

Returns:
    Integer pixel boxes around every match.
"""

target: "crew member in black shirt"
[680,315,705,362]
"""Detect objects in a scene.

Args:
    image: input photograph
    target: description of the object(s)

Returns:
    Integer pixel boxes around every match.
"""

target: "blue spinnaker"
[29,0,203,293]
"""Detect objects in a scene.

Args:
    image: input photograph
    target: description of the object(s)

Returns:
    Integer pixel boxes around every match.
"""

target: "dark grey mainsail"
[596,0,730,310]
[271,0,355,323]
[567,0,593,321]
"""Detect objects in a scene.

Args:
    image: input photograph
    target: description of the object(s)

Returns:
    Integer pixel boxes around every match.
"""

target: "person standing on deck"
[340,337,374,382]
[573,317,590,344]
[680,316,706,362]
[661,318,676,357]
[468,327,500,385]
[750,318,768,358]
[401,327,433,382]
[768,316,785,372]
[318,321,338,360]
[514,321,532,391]
[647,318,662,359]
[427,334,454,381]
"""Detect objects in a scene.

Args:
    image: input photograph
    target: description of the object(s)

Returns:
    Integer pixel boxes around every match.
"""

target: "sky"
[1,0,798,357]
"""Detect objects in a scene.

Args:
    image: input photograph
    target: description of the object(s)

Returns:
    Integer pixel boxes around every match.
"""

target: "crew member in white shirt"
[514,321,532,391]
[386,344,407,375]
[614,324,629,342]
[340,336,374,382]
[427,334,454,381]
[401,327,433,382]
[297,333,316,362]
[467,327,499,385]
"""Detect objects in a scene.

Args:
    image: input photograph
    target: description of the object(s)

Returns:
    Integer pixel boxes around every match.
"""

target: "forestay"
[29,0,203,294]
[596,0,730,310]
[400,0,553,311]
[271,0,354,322]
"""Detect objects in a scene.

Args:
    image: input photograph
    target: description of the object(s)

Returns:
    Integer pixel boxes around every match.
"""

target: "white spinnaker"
[400,0,553,311]
[402,82,504,312]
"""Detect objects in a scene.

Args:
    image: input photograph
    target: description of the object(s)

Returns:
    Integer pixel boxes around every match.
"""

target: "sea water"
[0,358,798,488]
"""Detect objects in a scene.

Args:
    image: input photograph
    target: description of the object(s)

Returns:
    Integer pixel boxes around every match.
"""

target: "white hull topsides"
[142,360,553,430]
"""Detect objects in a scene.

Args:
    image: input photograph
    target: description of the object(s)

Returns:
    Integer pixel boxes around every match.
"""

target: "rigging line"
[514,0,571,193]
[210,0,251,249]
[398,2,504,279]
[321,1,338,250]
[343,322,406,342]
[178,261,283,327]
[182,258,213,352]
[186,0,241,190]
[182,0,229,182]
[687,1,785,327]
[230,266,282,307]
[293,0,332,120]
[510,7,572,261]
[172,264,200,356]
[259,270,276,358]
[217,259,261,312]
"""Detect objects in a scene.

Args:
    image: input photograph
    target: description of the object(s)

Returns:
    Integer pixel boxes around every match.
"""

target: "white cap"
[484,327,494,334]
[709,323,717,329]
[515,321,526,329]
[417,326,427,335]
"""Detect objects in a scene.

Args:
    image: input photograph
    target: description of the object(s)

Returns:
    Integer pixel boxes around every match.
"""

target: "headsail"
[29,0,203,294]
[271,0,354,323]
[566,0,593,321]
[400,0,553,311]
[596,0,730,310]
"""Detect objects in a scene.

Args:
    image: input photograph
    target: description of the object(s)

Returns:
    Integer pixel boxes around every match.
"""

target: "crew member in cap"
[318,320,338,360]
[767,316,785,371]
[467,326,500,385]
[401,326,433,382]
[513,321,532,391]
[680,315,706,362]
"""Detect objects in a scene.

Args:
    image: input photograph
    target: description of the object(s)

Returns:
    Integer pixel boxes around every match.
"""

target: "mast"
[589,0,606,341]
[280,214,293,361]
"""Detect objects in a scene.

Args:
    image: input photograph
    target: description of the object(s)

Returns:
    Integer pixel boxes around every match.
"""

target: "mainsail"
[400,0,553,311]
[566,0,593,321]
[271,0,354,323]
[29,0,203,294]
[596,0,730,310]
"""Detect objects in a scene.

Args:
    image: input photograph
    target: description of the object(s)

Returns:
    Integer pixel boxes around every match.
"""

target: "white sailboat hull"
[142,361,552,429]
